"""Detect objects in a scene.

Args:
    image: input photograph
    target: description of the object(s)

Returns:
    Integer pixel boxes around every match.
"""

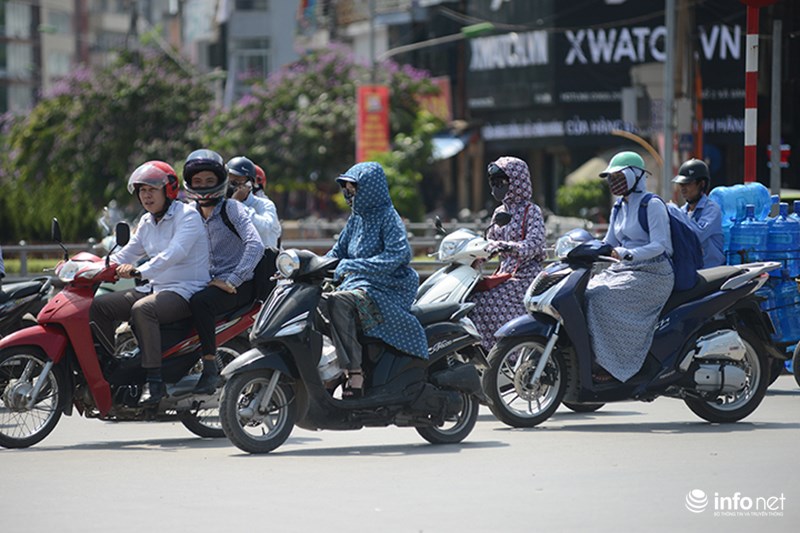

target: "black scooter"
[219,249,488,454]
[0,277,53,338]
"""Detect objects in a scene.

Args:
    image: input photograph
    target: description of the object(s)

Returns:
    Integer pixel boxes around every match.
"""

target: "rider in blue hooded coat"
[324,162,428,398]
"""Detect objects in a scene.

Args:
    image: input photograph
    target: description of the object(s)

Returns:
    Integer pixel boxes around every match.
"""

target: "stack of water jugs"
[710,183,800,354]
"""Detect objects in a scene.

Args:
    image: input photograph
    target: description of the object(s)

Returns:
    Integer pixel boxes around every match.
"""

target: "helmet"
[673,159,710,188]
[254,165,267,190]
[127,161,180,200]
[226,156,257,182]
[183,149,227,202]
[599,151,647,178]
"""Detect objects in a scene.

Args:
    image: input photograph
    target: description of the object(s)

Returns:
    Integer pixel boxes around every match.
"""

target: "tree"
[194,46,443,220]
[0,49,212,241]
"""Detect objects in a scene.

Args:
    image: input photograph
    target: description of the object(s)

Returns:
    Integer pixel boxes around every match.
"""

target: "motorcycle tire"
[416,392,479,445]
[793,343,800,388]
[767,357,785,386]
[178,337,249,439]
[220,370,296,454]
[562,401,605,413]
[482,336,567,428]
[684,329,769,423]
[0,347,66,449]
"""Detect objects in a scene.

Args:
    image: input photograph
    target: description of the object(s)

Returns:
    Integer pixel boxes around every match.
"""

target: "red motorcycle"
[0,220,260,448]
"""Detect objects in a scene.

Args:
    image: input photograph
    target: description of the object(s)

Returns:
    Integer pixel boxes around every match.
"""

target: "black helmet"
[183,149,227,203]
[672,159,710,191]
[226,156,257,182]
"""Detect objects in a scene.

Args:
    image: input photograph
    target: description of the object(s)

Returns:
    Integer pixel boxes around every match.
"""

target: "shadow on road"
[20,436,235,453]
[490,420,800,434]
[234,439,510,458]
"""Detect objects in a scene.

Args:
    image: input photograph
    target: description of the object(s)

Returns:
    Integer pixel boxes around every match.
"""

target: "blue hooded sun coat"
[326,162,428,359]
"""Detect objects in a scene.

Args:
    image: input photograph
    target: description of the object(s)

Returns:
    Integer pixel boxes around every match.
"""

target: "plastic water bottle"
[773,274,800,343]
[728,204,769,265]
[757,282,782,342]
[766,202,800,277]
[709,182,772,227]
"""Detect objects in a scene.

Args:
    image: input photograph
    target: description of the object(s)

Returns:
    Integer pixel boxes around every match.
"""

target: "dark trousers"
[317,291,364,370]
[189,280,255,356]
[89,289,191,369]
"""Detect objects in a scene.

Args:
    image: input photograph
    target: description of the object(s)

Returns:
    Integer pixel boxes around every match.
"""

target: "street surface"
[1,376,798,533]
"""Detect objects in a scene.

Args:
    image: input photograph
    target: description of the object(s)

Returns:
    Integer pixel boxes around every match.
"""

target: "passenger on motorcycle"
[588,151,674,383]
[226,155,281,249]
[184,149,264,394]
[672,158,724,268]
[254,164,267,198]
[322,162,428,398]
[469,156,546,352]
[89,161,210,405]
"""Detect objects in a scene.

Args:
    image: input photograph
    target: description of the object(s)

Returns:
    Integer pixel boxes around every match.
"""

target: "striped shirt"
[195,200,263,287]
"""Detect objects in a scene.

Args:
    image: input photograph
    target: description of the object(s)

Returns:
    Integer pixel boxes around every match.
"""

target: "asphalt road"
[1,376,798,533]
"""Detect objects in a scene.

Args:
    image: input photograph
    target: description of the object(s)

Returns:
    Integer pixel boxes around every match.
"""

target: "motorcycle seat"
[661,265,746,315]
[0,280,44,304]
[410,302,463,325]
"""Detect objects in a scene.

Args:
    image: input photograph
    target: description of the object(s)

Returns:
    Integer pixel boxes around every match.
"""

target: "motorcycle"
[415,214,510,305]
[218,249,488,454]
[0,219,260,449]
[482,228,780,427]
[0,277,53,338]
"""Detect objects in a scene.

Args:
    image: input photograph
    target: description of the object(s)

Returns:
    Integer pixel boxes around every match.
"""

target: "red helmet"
[127,161,180,200]
[254,165,267,190]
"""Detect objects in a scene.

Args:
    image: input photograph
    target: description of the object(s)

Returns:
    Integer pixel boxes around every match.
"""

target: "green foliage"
[194,46,441,218]
[0,49,212,241]
[555,179,610,219]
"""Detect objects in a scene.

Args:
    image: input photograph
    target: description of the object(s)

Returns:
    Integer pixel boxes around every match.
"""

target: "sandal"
[592,369,617,384]
[342,370,364,399]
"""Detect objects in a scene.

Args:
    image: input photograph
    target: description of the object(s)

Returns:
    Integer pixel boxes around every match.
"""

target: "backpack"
[219,199,279,301]
[612,193,703,292]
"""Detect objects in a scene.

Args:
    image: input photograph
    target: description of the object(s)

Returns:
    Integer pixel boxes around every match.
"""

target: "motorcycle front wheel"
[416,393,479,444]
[220,370,296,454]
[0,347,66,449]
[483,336,566,428]
[178,339,246,439]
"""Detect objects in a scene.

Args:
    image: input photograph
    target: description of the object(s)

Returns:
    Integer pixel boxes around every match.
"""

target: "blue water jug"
[773,275,800,343]
[757,282,782,342]
[791,200,800,222]
[728,204,769,265]
[766,202,800,277]
[709,182,771,227]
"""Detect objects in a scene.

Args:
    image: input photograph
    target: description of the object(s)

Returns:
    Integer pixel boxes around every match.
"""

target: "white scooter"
[415,214,511,305]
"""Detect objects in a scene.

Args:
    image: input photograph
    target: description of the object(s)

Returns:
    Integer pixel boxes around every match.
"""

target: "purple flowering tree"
[193,46,442,220]
[0,50,212,241]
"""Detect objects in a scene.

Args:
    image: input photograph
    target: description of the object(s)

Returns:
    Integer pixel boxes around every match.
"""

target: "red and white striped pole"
[744,5,759,182]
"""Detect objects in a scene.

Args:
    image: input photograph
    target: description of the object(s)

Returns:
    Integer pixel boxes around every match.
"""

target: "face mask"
[608,172,630,196]
[491,184,509,202]
[226,185,236,198]
[343,189,355,207]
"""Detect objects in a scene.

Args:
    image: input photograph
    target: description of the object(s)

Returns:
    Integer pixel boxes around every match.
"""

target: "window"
[46,10,73,35]
[233,38,270,82]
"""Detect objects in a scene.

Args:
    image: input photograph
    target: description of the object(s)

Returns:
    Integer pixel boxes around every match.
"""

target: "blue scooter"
[482,229,779,427]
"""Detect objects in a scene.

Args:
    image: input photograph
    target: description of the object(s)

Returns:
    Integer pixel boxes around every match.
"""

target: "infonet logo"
[686,489,786,517]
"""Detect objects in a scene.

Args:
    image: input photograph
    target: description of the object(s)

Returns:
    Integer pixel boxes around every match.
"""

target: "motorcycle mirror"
[434,216,447,236]
[51,218,69,261]
[494,212,512,227]
[115,222,130,247]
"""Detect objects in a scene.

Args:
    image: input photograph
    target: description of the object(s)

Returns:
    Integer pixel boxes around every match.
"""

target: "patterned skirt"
[585,255,674,382]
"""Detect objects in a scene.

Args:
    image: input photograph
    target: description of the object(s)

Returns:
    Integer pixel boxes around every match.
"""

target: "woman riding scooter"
[469,156,546,352]
[321,162,428,398]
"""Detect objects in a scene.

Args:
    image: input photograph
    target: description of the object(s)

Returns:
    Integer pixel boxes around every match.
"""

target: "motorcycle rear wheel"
[220,370,296,454]
[416,393,479,444]
[0,347,66,449]
[793,343,800,388]
[684,330,769,423]
[178,338,249,439]
[483,336,566,428]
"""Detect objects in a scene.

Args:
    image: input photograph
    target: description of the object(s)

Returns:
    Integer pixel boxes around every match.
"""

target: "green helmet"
[599,151,647,178]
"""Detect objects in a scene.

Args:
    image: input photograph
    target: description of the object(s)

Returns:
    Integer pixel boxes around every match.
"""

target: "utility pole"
[663,0,676,198]
[769,19,782,193]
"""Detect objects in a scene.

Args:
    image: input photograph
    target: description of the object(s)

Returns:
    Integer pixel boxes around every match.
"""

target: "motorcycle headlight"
[439,237,468,261]
[276,250,301,278]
